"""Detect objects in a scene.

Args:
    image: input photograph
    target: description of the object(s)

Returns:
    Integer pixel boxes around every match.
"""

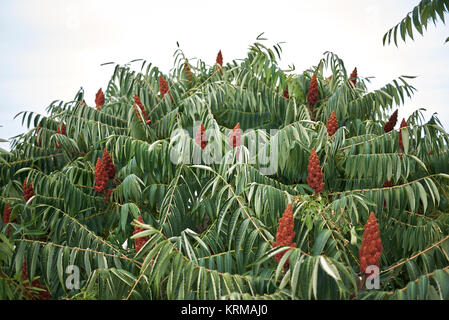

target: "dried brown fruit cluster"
[21,261,51,300]
[398,118,408,151]
[3,203,13,235]
[283,85,289,99]
[96,88,105,111]
[23,178,34,202]
[307,149,324,194]
[326,111,338,136]
[3,203,11,225]
[133,215,149,252]
[216,50,223,66]
[195,123,207,150]
[273,204,296,266]
[349,67,357,88]
[94,149,116,195]
[359,212,382,274]
[159,75,174,103]
[133,94,151,125]
[383,110,398,133]
[216,50,223,74]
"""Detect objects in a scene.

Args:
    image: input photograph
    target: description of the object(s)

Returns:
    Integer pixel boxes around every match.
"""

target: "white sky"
[1,0,448,147]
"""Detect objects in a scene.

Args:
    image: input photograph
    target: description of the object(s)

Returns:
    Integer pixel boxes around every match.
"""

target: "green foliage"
[383,0,449,46]
[1,36,449,300]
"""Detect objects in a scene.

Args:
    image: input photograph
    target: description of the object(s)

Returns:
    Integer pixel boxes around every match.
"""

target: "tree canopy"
[1,35,449,300]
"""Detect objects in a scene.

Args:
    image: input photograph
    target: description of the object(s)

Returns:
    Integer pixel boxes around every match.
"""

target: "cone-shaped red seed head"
[229,123,241,148]
[307,149,324,194]
[326,111,338,136]
[216,50,223,66]
[349,67,357,87]
[359,212,382,274]
[283,85,289,99]
[195,123,208,150]
[400,118,408,128]
[94,157,107,193]
[95,88,104,110]
[133,94,148,121]
[159,76,168,97]
[3,203,11,224]
[23,178,34,202]
[398,118,408,151]
[159,75,174,102]
[273,204,296,266]
[134,215,149,252]
[102,149,116,180]
[307,74,318,107]
[383,109,398,133]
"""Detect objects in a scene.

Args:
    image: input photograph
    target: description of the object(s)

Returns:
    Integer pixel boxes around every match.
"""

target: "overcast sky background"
[1,0,448,149]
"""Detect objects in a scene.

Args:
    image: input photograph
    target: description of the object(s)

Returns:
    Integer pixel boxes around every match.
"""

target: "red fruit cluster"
[283,85,289,99]
[229,123,241,148]
[23,178,34,202]
[133,94,149,124]
[359,212,382,274]
[21,261,51,300]
[94,158,107,193]
[3,203,11,225]
[94,150,117,195]
[273,204,296,266]
[383,109,398,133]
[349,67,357,88]
[398,118,408,151]
[326,111,338,136]
[195,123,208,150]
[307,74,318,107]
[184,61,192,82]
[102,149,116,180]
[134,215,148,252]
[216,50,223,66]
[307,149,324,194]
[216,50,223,74]
[159,75,174,103]
[96,88,105,110]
